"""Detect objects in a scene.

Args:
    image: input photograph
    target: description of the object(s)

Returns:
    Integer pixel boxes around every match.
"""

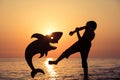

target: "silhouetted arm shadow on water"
[49,21,97,78]
[25,32,63,78]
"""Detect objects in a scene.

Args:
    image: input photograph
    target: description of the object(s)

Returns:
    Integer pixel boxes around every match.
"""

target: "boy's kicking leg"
[49,42,79,64]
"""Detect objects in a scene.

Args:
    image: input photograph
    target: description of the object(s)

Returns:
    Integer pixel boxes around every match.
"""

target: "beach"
[0,58,120,80]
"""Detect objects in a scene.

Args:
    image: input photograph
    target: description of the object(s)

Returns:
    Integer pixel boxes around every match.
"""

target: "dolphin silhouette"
[25,32,63,78]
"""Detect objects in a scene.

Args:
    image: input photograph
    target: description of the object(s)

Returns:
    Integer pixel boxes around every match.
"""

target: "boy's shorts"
[61,40,91,58]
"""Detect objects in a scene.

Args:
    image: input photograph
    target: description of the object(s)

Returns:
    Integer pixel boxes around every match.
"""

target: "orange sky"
[0,0,120,58]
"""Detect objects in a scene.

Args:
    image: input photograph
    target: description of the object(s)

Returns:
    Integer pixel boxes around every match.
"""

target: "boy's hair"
[86,21,97,30]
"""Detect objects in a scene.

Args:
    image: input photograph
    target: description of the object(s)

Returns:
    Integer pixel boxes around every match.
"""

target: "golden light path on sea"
[44,58,57,77]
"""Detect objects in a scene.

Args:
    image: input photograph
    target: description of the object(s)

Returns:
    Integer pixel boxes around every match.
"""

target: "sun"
[41,25,57,35]
[46,31,53,35]
[45,27,55,35]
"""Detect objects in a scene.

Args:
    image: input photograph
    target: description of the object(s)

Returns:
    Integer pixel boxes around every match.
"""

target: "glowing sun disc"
[46,31,52,35]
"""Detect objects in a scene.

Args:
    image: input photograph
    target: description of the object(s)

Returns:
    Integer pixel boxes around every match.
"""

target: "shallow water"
[0,58,120,80]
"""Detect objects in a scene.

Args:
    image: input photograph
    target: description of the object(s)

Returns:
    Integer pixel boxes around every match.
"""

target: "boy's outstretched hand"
[69,31,74,36]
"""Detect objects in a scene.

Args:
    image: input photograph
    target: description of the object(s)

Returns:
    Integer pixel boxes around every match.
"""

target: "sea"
[0,58,120,80]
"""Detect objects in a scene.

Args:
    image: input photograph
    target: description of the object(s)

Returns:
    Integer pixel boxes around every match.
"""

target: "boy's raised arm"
[69,26,85,36]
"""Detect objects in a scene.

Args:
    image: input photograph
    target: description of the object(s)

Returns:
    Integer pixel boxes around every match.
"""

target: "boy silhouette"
[49,21,97,77]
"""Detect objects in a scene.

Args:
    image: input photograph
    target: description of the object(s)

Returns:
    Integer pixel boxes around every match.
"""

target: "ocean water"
[0,58,120,80]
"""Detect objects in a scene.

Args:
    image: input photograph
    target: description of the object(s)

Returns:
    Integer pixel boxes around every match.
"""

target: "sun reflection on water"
[44,58,57,77]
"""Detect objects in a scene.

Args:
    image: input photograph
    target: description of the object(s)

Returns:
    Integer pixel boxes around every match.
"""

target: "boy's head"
[86,21,97,30]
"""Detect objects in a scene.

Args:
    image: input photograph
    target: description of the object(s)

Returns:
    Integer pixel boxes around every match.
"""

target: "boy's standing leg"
[80,51,89,80]
[80,44,91,78]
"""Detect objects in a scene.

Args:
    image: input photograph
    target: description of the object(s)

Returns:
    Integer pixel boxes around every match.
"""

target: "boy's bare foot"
[49,61,58,65]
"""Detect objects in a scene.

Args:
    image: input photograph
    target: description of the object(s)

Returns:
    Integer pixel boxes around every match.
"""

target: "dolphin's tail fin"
[31,69,45,78]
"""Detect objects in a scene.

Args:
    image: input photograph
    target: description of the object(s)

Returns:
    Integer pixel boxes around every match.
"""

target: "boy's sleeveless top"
[82,28,95,42]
